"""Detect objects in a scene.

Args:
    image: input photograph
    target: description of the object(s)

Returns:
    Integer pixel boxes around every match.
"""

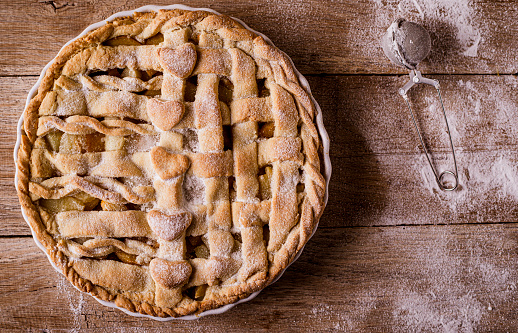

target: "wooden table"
[2,0,518,331]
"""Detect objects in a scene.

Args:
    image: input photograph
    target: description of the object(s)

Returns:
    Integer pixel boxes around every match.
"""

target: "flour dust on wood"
[56,274,85,332]
[373,0,497,73]
[390,226,518,333]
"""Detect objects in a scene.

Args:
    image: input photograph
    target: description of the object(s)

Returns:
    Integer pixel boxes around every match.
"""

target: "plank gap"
[0,235,33,238]
[305,73,518,77]
[319,221,518,230]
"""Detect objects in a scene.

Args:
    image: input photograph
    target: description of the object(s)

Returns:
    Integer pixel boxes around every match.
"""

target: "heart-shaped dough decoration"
[157,43,197,79]
[150,146,190,180]
[149,258,192,289]
[147,98,185,131]
[147,210,192,241]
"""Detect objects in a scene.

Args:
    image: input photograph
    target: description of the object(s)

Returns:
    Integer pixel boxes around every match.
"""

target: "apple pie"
[16,9,326,317]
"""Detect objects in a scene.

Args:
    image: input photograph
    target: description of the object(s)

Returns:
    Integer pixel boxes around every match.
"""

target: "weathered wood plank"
[0,76,34,236]
[327,151,518,226]
[0,0,517,76]
[2,225,518,331]
[313,74,518,157]
[2,74,518,233]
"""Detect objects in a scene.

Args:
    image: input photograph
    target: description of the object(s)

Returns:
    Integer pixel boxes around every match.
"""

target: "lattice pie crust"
[16,9,325,317]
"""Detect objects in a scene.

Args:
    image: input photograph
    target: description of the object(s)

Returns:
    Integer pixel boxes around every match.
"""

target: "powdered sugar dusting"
[56,274,85,332]
[399,0,482,57]
[308,303,356,331]
[183,175,205,205]
[175,128,199,153]
[391,227,517,332]
[395,292,484,332]
[374,0,491,72]
[308,292,379,331]
[384,149,518,225]
[124,134,159,154]
[393,232,484,332]
[416,76,518,217]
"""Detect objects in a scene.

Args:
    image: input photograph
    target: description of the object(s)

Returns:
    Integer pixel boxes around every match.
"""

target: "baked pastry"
[16,9,326,317]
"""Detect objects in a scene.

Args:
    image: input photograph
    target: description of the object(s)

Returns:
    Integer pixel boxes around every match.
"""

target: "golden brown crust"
[16,9,326,317]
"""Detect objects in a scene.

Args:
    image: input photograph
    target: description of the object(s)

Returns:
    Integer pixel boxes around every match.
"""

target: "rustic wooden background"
[2,0,518,331]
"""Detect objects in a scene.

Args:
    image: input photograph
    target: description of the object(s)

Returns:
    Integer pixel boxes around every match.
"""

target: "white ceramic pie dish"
[14,4,331,320]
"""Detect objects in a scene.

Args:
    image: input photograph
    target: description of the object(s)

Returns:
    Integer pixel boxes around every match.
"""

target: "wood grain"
[0,0,517,76]
[0,76,34,236]
[2,225,518,332]
[2,1,518,330]
[314,75,518,156]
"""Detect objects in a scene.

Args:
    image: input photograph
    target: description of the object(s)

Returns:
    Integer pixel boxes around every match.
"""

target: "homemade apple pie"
[16,9,326,317]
